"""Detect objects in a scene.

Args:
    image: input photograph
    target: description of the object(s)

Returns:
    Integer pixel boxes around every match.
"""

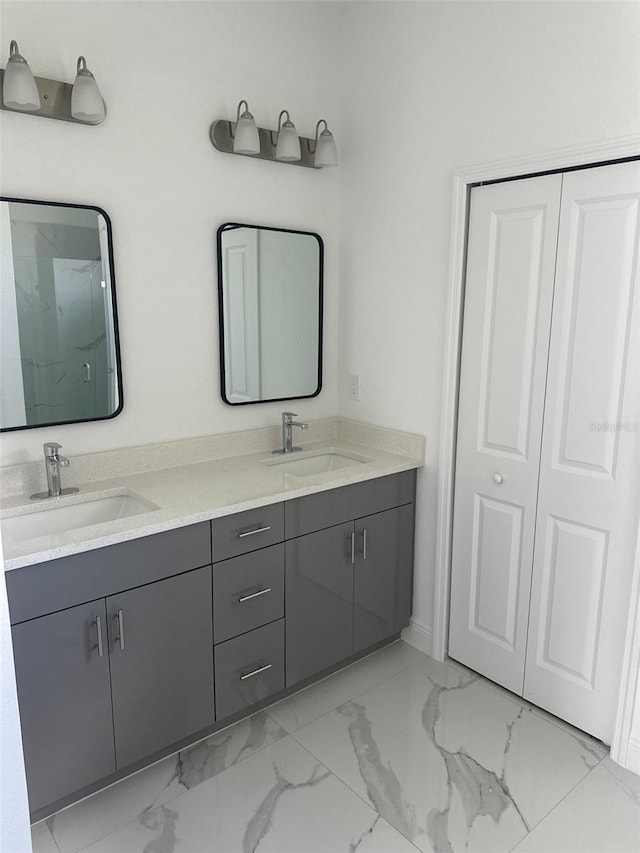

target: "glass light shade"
[314,128,338,167]
[2,44,40,111]
[276,120,301,162]
[71,59,105,123]
[234,110,260,155]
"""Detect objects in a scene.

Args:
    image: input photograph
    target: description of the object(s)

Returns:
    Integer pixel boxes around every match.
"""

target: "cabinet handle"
[93,615,104,658]
[83,362,91,383]
[113,609,125,651]
[361,528,368,561]
[238,525,272,539]
[238,587,272,603]
[350,531,356,565]
[240,662,272,681]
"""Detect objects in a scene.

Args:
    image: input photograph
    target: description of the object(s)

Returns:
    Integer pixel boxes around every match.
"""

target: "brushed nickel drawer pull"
[238,587,272,603]
[350,530,356,565]
[113,609,125,651]
[240,663,272,681]
[362,528,367,561]
[94,615,104,658]
[238,525,272,539]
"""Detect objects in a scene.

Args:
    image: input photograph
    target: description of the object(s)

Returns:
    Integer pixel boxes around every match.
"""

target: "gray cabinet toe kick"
[8,470,416,820]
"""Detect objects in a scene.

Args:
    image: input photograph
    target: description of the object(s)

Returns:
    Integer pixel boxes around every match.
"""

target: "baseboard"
[401,618,433,657]
[622,737,640,776]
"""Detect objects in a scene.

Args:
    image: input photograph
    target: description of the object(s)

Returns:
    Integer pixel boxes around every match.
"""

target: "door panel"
[108,567,214,768]
[449,174,563,693]
[220,227,260,402]
[12,600,115,814]
[285,522,354,686]
[468,494,524,651]
[354,505,413,653]
[524,161,640,742]
[534,516,609,687]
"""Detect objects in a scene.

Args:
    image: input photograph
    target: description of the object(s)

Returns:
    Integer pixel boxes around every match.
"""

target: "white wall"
[259,229,320,399]
[0,0,342,465]
[337,0,640,643]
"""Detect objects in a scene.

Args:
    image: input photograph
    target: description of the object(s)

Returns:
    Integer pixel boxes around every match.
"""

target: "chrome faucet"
[274,411,308,455]
[30,442,79,500]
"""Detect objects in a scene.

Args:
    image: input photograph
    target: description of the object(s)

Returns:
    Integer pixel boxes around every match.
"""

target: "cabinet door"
[354,505,414,653]
[11,600,115,814]
[108,567,214,768]
[524,161,640,742]
[449,174,562,694]
[285,522,354,686]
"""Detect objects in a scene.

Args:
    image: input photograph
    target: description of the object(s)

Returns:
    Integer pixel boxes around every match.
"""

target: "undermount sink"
[265,447,372,477]
[0,492,159,544]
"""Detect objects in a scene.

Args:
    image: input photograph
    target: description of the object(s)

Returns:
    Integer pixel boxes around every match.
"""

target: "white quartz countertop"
[0,437,423,571]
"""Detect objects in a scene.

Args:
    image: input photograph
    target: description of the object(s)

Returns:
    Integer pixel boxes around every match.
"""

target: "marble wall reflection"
[0,201,120,430]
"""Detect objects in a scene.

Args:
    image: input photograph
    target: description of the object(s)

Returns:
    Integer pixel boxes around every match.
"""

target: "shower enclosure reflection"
[0,198,122,431]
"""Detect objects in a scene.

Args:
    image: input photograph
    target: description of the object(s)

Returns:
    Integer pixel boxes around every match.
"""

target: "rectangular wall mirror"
[0,197,123,432]
[217,223,323,405]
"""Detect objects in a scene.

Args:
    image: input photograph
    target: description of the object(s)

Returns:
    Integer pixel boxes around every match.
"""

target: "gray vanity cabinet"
[7,474,416,819]
[108,566,214,768]
[11,601,116,815]
[285,472,416,687]
[7,522,213,818]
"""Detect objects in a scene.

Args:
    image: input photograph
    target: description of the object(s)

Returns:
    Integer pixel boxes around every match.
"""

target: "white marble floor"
[31,641,640,853]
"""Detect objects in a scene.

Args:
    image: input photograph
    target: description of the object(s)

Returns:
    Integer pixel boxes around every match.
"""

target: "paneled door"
[523,161,640,742]
[448,174,562,694]
[219,226,260,402]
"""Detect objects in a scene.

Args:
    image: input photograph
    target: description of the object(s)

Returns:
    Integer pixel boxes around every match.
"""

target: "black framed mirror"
[217,222,323,405]
[0,197,123,432]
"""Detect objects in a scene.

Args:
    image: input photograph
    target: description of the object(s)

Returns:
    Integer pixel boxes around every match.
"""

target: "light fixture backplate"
[0,69,106,124]
[210,119,322,169]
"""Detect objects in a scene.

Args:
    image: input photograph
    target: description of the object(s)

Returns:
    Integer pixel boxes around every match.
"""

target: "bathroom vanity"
[2,435,420,821]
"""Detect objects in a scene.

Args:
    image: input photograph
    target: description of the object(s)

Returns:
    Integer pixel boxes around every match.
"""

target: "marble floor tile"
[266,639,425,733]
[527,703,609,756]
[511,757,640,852]
[48,711,286,853]
[294,656,605,853]
[76,735,418,853]
[31,820,60,853]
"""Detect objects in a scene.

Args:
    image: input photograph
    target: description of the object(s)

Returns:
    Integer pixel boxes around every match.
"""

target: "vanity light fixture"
[233,100,260,155]
[71,56,106,123]
[0,40,106,125]
[275,110,301,162]
[311,119,338,168]
[210,100,338,169]
[2,41,40,111]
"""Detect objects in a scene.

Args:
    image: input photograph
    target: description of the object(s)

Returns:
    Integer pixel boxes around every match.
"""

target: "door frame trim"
[433,134,640,767]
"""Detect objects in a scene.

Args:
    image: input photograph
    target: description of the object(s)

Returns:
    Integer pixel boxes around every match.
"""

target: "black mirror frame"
[217,222,324,407]
[0,196,124,433]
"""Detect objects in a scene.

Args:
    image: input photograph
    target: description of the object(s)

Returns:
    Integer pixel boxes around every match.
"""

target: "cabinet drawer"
[6,522,212,625]
[214,619,284,720]
[212,503,284,562]
[285,470,416,538]
[213,544,284,643]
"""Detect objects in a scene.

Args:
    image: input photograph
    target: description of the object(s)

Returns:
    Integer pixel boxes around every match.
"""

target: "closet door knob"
[493,473,504,485]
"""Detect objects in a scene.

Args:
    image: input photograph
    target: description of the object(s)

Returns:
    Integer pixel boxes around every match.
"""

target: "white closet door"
[220,228,261,403]
[449,175,562,694]
[524,161,640,742]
